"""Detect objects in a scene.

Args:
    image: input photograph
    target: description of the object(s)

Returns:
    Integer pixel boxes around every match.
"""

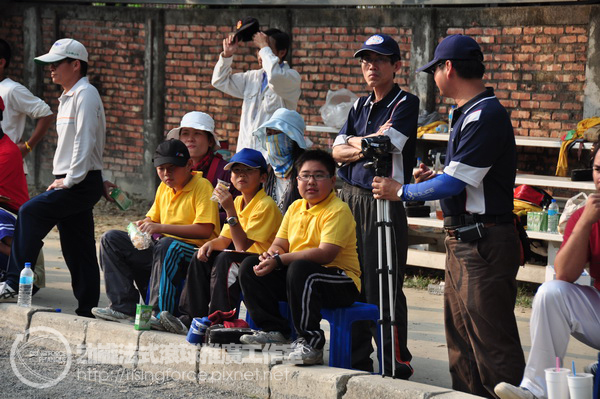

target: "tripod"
[376,197,397,378]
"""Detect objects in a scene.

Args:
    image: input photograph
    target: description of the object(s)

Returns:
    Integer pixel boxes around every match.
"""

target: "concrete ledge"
[84,319,142,367]
[137,330,197,378]
[270,364,368,399]
[343,375,482,399]
[29,311,89,352]
[0,304,55,335]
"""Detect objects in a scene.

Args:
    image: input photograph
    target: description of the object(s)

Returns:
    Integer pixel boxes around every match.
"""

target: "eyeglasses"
[231,166,259,175]
[432,61,446,73]
[297,173,331,182]
[359,56,391,66]
[50,59,71,69]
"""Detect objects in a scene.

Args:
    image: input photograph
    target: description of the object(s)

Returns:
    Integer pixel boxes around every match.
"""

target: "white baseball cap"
[34,38,89,65]
[166,112,221,150]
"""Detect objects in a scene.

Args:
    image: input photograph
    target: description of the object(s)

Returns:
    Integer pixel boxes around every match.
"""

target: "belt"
[445,222,496,238]
[443,213,514,229]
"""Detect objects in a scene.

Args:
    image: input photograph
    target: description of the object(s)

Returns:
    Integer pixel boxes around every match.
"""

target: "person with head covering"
[253,108,310,213]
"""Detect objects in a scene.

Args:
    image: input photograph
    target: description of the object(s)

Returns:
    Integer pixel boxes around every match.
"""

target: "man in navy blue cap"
[332,33,419,379]
[372,34,525,397]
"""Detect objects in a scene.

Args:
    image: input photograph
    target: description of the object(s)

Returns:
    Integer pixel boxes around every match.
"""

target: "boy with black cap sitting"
[212,20,301,158]
[92,139,219,324]
[159,148,282,334]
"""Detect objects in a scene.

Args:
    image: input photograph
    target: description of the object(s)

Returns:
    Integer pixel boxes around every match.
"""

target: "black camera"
[361,136,392,177]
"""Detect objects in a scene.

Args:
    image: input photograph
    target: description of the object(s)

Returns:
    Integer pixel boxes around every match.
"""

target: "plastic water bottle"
[547,199,559,233]
[448,105,456,134]
[415,157,422,168]
[17,262,34,307]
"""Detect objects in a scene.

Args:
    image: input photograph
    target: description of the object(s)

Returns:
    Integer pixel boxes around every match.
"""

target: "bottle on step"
[17,262,34,308]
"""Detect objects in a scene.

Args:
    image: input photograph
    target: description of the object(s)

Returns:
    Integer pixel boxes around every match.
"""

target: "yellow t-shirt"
[277,191,361,291]
[220,188,282,254]
[146,171,220,247]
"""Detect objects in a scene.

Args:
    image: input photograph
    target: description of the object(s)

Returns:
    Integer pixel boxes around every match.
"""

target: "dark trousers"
[7,171,103,316]
[339,182,411,377]
[445,223,525,398]
[177,250,249,327]
[239,256,359,349]
[147,238,196,315]
[99,229,153,316]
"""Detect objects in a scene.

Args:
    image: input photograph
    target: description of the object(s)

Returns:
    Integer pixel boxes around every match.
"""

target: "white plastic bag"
[319,89,358,129]
[558,192,588,234]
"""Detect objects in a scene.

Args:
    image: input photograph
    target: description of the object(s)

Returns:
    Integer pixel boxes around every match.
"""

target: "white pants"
[521,280,600,398]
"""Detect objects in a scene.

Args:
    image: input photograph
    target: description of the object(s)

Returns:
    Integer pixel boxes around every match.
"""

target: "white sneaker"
[584,361,597,376]
[159,311,188,335]
[150,315,166,331]
[91,307,134,324]
[494,382,537,399]
[288,338,323,365]
[0,282,19,303]
[240,331,289,345]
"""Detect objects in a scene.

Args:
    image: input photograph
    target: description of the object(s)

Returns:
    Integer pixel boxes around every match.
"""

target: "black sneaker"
[159,311,188,335]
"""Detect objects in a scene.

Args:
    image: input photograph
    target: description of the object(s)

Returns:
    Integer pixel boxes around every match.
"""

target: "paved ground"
[27,227,596,391]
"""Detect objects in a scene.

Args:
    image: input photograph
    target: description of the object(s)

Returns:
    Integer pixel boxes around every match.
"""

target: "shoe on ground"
[159,311,188,335]
[91,307,134,324]
[0,282,18,303]
[240,330,289,345]
[150,315,166,331]
[584,361,597,376]
[288,338,324,365]
[393,361,414,380]
[494,382,537,399]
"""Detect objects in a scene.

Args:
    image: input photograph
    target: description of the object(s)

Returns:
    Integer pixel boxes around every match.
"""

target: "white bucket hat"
[34,38,89,64]
[166,112,221,150]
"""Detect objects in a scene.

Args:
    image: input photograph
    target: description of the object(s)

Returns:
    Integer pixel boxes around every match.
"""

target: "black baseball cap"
[417,34,483,74]
[354,34,401,58]
[153,139,190,167]
[233,17,260,43]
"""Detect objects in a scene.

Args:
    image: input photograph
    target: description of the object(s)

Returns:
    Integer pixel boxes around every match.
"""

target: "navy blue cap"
[417,34,484,74]
[354,34,400,58]
[224,148,267,171]
[153,139,190,167]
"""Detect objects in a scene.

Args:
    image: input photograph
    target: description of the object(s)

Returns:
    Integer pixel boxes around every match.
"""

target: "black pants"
[177,250,250,327]
[7,171,103,317]
[445,223,525,398]
[339,182,411,377]
[239,256,359,349]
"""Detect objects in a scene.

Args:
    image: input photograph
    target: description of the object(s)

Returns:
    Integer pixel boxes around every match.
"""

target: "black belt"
[443,213,514,228]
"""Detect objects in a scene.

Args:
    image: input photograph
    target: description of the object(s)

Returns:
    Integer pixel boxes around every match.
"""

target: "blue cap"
[417,34,483,74]
[224,148,267,171]
[354,34,400,58]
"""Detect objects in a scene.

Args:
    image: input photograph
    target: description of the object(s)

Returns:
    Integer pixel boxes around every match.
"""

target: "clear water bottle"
[17,262,34,307]
[547,199,559,233]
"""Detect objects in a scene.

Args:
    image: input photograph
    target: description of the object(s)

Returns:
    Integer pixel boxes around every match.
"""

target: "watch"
[273,253,285,270]
[226,216,239,226]
[397,185,404,200]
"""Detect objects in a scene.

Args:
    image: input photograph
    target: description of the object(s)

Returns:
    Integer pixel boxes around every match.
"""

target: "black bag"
[205,325,254,345]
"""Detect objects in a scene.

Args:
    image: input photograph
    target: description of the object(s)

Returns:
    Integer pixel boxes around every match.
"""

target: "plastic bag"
[558,192,588,234]
[210,179,231,202]
[127,222,152,250]
[319,89,358,129]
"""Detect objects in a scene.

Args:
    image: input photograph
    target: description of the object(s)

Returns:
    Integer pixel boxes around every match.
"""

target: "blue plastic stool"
[245,300,380,371]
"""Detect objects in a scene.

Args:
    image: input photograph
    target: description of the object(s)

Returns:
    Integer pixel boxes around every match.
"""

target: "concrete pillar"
[583,5,600,119]
[142,11,165,197]
[410,9,436,114]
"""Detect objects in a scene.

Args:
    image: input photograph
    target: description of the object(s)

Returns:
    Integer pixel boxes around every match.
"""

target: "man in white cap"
[0,38,113,318]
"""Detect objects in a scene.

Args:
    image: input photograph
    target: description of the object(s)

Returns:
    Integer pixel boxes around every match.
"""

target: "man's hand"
[580,193,600,225]
[414,164,435,183]
[137,219,162,235]
[372,176,402,201]
[103,180,118,201]
[197,242,214,262]
[47,178,67,191]
[17,142,31,158]
[222,34,239,58]
[252,32,270,50]
[375,120,392,136]
[253,257,277,277]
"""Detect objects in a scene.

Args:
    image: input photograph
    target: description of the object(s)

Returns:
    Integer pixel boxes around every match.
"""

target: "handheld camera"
[361,136,392,177]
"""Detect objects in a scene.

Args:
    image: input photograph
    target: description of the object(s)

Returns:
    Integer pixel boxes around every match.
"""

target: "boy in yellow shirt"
[159,148,282,334]
[239,149,361,365]
[92,139,219,324]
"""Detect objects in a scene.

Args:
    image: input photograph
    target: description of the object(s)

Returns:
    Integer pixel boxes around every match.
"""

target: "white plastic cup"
[567,372,593,399]
[545,368,571,399]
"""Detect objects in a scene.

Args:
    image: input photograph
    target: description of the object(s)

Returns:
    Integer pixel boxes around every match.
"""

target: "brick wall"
[1,4,597,198]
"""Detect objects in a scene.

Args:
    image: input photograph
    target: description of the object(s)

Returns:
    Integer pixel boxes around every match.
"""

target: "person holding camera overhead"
[331,33,418,379]
[372,35,525,398]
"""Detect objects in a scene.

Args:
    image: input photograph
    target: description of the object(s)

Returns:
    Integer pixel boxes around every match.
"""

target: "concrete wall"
[1,3,598,198]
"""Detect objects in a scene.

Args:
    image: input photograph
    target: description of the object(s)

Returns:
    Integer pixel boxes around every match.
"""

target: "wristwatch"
[273,253,285,270]
[226,216,239,226]
[396,185,404,200]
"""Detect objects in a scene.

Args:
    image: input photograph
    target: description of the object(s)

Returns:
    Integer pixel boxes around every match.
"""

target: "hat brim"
[416,58,441,74]
[153,156,189,168]
[166,127,221,150]
[224,161,262,171]
[354,47,396,58]
[234,24,259,42]
[34,53,67,65]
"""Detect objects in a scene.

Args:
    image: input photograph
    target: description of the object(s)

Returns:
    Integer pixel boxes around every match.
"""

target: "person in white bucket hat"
[166,111,239,223]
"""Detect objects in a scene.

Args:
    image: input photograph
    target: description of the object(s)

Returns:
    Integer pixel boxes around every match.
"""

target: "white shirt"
[0,77,52,143]
[211,47,301,157]
[54,77,106,188]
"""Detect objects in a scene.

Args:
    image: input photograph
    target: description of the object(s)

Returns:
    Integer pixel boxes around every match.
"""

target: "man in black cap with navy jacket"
[372,34,525,398]
[332,33,418,379]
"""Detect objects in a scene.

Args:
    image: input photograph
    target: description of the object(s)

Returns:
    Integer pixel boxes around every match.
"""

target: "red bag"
[514,185,553,208]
